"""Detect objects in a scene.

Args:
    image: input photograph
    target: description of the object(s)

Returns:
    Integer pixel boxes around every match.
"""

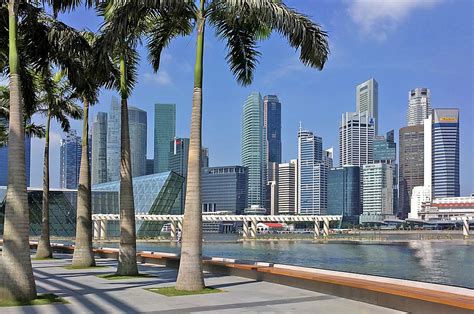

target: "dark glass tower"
[327,165,360,224]
[264,95,282,164]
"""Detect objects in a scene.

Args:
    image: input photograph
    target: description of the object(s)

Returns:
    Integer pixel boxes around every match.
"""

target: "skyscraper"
[407,88,431,126]
[154,103,176,173]
[60,130,82,189]
[373,130,396,163]
[107,97,121,182]
[169,137,189,214]
[241,92,266,207]
[92,112,108,185]
[360,163,395,222]
[278,160,297,215]
[263,95,282,164]
[399,125,425,219]
[339,111,375,167]
[356,78,378,134]
[0,118,31,187]
[107,97,148,181]
[327,165,360,223]
[431,108,460,198]
[297,127,326,215]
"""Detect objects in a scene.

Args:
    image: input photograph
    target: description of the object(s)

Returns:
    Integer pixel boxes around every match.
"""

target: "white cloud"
[348,0,443,41]
[143,71,173,86]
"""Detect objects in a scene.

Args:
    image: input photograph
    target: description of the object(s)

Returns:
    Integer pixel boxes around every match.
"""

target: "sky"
[23,0,473,195]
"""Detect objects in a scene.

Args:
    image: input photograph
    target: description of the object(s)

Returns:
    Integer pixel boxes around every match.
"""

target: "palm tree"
[153,0,328,291]
[35,69,82,259]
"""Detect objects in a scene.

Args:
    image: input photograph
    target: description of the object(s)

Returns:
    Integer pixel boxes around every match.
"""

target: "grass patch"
[0,294,67,307]
[63,265,109,270]
[146,286,223,297]
[97,273,155,280]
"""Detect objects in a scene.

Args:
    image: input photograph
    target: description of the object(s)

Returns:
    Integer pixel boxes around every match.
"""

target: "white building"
[278,160,297,214]
[356,78,379,134]
[339,112,375,167]
[418,196,474,221]
[407,88,431,126]
[409,186,431,219]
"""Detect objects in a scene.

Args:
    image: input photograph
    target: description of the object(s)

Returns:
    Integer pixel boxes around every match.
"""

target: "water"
[97,238,474,289]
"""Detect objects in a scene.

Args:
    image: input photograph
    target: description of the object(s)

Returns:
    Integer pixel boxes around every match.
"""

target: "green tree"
[35,69,83,259]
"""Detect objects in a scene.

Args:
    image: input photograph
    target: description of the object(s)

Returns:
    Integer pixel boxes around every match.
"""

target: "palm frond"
[24,123,46,139]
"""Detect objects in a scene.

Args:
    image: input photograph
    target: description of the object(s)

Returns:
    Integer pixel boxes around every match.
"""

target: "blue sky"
[26,0,473,195]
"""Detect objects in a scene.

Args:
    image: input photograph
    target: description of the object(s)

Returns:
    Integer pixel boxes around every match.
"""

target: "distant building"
[146,159,155,175]
[278,160,297,215]
[201,147,209,168]
[356,78,378,134]
[265,162,279,215]
[409,186,431,219]
[0,117,31,187]
[327,166,360,224]
[407,88,431,126]
[169,137,189,214]
[92,112,108,185]
[264,95,282,165]
[154,103,176,173]
[298,127,326,215]
[60,130,82,189]
[373,130,396,163]
[339,111,375,167]
[398,125,424,218]
[106,97,121,182]
[417,196,474,221]
[201,166,248,214]
[241,92,266,207]
[323,148,334,169]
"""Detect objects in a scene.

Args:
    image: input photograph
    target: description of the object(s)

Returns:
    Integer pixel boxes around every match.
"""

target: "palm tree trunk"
[176,1,205,291]
[72,97,95,267]
[116,55,138,275]
[0,0,37,301]
[36,111,52,258]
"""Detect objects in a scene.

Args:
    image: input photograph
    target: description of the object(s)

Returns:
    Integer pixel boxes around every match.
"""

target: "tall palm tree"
[100,0,192,275]
[35,69,82,259]
[148,0,329,291]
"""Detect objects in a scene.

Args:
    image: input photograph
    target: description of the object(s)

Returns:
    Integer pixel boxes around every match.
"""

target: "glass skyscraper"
[0,118,31,187]
[432,108,460,198]
[356,78,378,134]
[263,95,282,164]
[361,163,395,222]
[373,130,396,163]
[327,165,360,223]
[92,112,108,184]
[241,92,266,207]
[107,97,121,182]
[154,103,176,173]
[60,130,82,189]
[169,137,189,214]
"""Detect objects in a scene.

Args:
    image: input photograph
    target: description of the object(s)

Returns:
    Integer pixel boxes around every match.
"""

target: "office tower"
[0,118,31,187]
[356,78,378,134]
[373,130,396,163]
[323,148,334,169]
[278,160,297,215]
[407,88,431,126]
[264,95,282,164]
[398,125,424,218]
[201,147,209,168]
[431,109,460,198]
[241,92,266,207]
[154,103,176,173]
[128,106,147,177]
[265,162,279,215]
[60,130,82,189]
[339,112,375,167]
[169,137,189,214]
[201,166,248,214]
[146,159,155,175]
[92,112,108,184]
[107,97,148,181]
[297,128,326,215]
[327,165,360,223]
[360,163,395,222]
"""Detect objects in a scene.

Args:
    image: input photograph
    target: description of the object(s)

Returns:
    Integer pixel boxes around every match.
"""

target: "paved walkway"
[3,255,402,313]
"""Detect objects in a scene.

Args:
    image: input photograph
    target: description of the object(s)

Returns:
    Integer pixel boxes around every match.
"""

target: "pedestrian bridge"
[92,214,342,240]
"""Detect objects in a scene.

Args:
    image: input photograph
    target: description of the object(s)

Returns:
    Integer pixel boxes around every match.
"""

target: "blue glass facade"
[154,103,176,173]
[60,130,82,189]
[327,166,360,223]
[373,130,396,163]
[264,95,282,164]
[432,109,460,198]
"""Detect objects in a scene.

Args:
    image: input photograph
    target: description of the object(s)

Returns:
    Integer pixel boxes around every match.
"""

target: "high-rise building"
[107,97,148,181]
[327,165,360,223]
[92,112,108,185]
[154,103,176,173]
[241,92,266,207]
[356,78,378,134]
[298,128,326,215]
[360,163,395,222]
[407,88,431,126]
[323,148,334,169]
[398,124,424,218]
[278,160,297,215]
[0,118,31,187]
[201,166,248,214]
[431,109,460,198]
[169,137,189,214]
[146,159,155,175]
[201,147,209,168]
[373,130,396,163]
[264,95,282,164]
[339,111,375,167]
[265,162,279,215]
[60,130,82,189]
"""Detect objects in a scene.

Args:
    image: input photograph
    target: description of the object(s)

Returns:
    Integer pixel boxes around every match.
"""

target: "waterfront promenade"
[2,255,401,314]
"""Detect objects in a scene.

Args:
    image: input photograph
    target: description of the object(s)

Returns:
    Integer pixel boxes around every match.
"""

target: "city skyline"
[24,1,472,195]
